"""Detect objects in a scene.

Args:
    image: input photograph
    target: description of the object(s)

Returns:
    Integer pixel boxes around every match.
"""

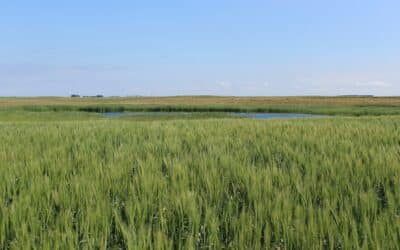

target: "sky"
[1,0,399,96]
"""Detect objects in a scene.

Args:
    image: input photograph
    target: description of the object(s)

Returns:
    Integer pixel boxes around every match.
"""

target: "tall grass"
[0,116,399,249]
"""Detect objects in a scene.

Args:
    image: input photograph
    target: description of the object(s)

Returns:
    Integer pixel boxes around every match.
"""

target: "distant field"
[1,96,400,115]
[2,96,400,106]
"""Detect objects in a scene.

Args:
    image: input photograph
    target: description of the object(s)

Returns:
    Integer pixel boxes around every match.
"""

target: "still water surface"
[103,112,321,119]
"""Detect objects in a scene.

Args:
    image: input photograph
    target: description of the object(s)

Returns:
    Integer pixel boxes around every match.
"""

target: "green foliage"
[0,111,102,122]
[0,116,399,249]
[2,103,400,116]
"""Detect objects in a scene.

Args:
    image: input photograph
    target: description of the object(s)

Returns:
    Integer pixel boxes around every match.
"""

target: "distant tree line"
[71,94,104,98]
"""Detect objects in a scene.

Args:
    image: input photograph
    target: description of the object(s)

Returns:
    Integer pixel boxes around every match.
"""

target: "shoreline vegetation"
[1,96,400,116]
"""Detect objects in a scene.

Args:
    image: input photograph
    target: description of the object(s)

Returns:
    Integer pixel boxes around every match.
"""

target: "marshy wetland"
[0,96,400,249]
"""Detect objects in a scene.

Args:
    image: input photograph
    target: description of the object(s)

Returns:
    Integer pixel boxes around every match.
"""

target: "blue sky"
[1,0,399,96]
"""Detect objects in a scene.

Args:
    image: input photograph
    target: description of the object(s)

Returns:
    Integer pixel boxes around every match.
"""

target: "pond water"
[232,113,321,119]
[102,112,321,119]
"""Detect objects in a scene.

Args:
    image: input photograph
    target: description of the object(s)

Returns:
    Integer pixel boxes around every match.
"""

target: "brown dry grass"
[1,96,400,107]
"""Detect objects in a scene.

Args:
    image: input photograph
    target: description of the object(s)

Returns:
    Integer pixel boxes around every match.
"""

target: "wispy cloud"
[355,81,392,87]
[217,81,232,89]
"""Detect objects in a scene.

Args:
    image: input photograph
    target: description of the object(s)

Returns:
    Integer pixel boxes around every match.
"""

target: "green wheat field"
[0,97,400,249]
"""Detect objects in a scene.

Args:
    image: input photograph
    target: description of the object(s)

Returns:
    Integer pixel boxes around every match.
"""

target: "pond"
[102,112,321,119]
